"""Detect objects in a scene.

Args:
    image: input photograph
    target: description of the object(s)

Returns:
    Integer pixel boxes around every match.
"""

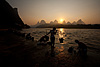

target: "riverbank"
[36,24,100,29]
[0,31,100,67]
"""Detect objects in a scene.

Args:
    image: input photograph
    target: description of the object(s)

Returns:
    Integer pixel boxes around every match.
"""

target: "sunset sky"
[7,0,100,25]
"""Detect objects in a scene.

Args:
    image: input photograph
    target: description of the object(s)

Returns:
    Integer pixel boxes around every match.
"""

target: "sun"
[60,19,63,22]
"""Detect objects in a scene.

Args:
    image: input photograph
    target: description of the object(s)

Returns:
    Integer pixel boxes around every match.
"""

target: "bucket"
[59,38,64,43]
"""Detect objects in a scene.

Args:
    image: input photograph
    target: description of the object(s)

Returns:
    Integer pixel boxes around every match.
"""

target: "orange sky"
[7,0,100,25]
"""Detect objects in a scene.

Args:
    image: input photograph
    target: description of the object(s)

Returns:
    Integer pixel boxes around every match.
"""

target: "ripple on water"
[22,28,100,52]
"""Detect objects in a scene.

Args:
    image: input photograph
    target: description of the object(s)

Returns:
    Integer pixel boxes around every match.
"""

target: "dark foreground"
[0,31,100,67]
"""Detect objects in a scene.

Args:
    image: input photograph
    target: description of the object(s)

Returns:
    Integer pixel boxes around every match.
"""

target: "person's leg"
[52,37,55,47]
[52,42,54,47]
[51,37,55,47]
[50,37,53,47]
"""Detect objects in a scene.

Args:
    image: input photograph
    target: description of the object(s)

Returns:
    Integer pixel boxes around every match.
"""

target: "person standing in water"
[46,27,57,48]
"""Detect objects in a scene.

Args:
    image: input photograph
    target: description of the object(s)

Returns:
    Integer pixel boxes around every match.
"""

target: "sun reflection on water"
[59,28,64,38]
[60,28,64,32]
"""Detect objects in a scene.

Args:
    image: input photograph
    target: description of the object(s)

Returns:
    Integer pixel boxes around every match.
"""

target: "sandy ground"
[0,31,100,67]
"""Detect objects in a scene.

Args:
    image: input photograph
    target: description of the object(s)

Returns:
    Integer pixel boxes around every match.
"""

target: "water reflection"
[22,28,100,50]
[51,46,55,57]
[59,46,64,52]
[59,28,64,38]
[22,28,100,59]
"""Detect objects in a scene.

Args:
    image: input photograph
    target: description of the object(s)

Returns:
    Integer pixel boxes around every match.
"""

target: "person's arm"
[46,31,51,35]
[56,30,59,35]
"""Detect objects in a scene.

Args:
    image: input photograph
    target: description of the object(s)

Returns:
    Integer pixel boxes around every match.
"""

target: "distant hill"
[0,0,30,30]
[32,19,86,28]
[72,21,77,25]
[31,20,100,29]
[77,19,85,24]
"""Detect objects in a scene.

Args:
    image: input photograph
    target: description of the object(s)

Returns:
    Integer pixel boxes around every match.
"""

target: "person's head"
[75,40,79,43]
[53,27,56,30]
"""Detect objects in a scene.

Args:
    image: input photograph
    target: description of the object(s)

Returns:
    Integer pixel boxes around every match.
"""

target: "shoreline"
[31,27,100,29]
[35,24,100,29]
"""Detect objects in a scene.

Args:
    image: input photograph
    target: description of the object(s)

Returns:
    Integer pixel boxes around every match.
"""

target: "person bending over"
[75,40,87,57]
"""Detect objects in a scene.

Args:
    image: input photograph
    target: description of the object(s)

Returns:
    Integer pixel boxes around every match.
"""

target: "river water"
[21,28,100,53]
